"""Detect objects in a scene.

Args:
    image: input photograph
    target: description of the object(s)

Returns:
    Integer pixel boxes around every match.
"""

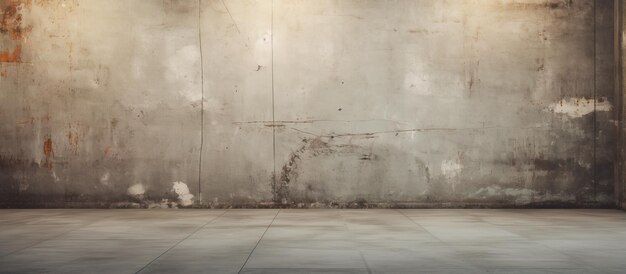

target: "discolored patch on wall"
[42,135,53,170]
[0,0,31,63]
[273,135,433,207]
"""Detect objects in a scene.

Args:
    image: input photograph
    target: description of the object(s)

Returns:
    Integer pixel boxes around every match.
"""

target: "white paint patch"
[440,160,462,178]
[172,181,194,206]
[100,172,110,185]
[51,171,60,183]
[127,183,146,196]
[547,97,612,118]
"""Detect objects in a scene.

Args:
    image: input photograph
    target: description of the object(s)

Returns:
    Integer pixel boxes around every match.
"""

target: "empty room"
[1,0,626,273]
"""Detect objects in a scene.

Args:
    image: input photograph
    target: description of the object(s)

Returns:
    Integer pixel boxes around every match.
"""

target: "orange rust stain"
[43,136,53,169]
[0,0,31,63]
[0,0,32,40]
[103,146,118,158]
[0,44,20,62]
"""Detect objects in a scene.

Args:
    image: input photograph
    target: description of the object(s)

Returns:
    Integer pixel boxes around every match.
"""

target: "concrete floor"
[0,210,625,273]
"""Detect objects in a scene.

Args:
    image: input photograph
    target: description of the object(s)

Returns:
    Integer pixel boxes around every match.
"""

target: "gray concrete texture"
[0,0,618,208]
[1,209,626,273]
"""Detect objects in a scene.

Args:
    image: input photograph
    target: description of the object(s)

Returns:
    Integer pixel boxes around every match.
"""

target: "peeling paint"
[172,181,194,206]
[127,183,146,196]
[51,171,60,182]
[441,159,462,178]
[547,97,612,118]
[100,172,110,186]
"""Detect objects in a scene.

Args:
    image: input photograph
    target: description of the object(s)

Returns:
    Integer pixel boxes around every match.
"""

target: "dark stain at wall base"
[0,199,615,209]
[273,139,310,204]
[273,137,364,205]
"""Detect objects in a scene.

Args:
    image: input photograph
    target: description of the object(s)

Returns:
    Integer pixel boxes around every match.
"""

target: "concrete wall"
[0,0,617,208]
[613,0,626,209]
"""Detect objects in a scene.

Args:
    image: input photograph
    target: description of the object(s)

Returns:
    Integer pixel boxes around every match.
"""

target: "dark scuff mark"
[532,158,560,170]
[110,118,119,128]
[467,60,479,96]
[264,124,285,128]
[536,58,545,72]
[359,153,375,161]
[545,0,573,9]
[256,65,261,71]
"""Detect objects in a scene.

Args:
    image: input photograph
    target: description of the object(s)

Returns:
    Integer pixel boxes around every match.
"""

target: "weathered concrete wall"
[618,0,626,210]
[0,0,617,208]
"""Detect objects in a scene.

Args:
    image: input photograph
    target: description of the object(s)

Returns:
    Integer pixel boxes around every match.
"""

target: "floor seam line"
[238,209,280,274]
[394,209,445,243]
[0,210,110,258]
[393,209,499,272]
[134,210,229,274]
[338,210,372,274]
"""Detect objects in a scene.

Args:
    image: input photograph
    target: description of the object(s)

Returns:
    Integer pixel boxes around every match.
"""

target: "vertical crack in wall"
[593,0,598,199]
[197,0,205,204]
[613,0,626,208]
[271,0,277,203]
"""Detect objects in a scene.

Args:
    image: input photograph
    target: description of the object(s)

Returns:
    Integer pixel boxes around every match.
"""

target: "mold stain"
[274,141,308,204]
[273,137,375,205]
[42,136,53,170]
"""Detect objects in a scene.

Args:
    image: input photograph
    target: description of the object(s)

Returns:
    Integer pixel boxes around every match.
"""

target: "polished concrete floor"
[0,209,625,273]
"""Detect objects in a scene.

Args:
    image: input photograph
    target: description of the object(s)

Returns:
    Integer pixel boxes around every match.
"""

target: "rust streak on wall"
[43,136,53,170]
